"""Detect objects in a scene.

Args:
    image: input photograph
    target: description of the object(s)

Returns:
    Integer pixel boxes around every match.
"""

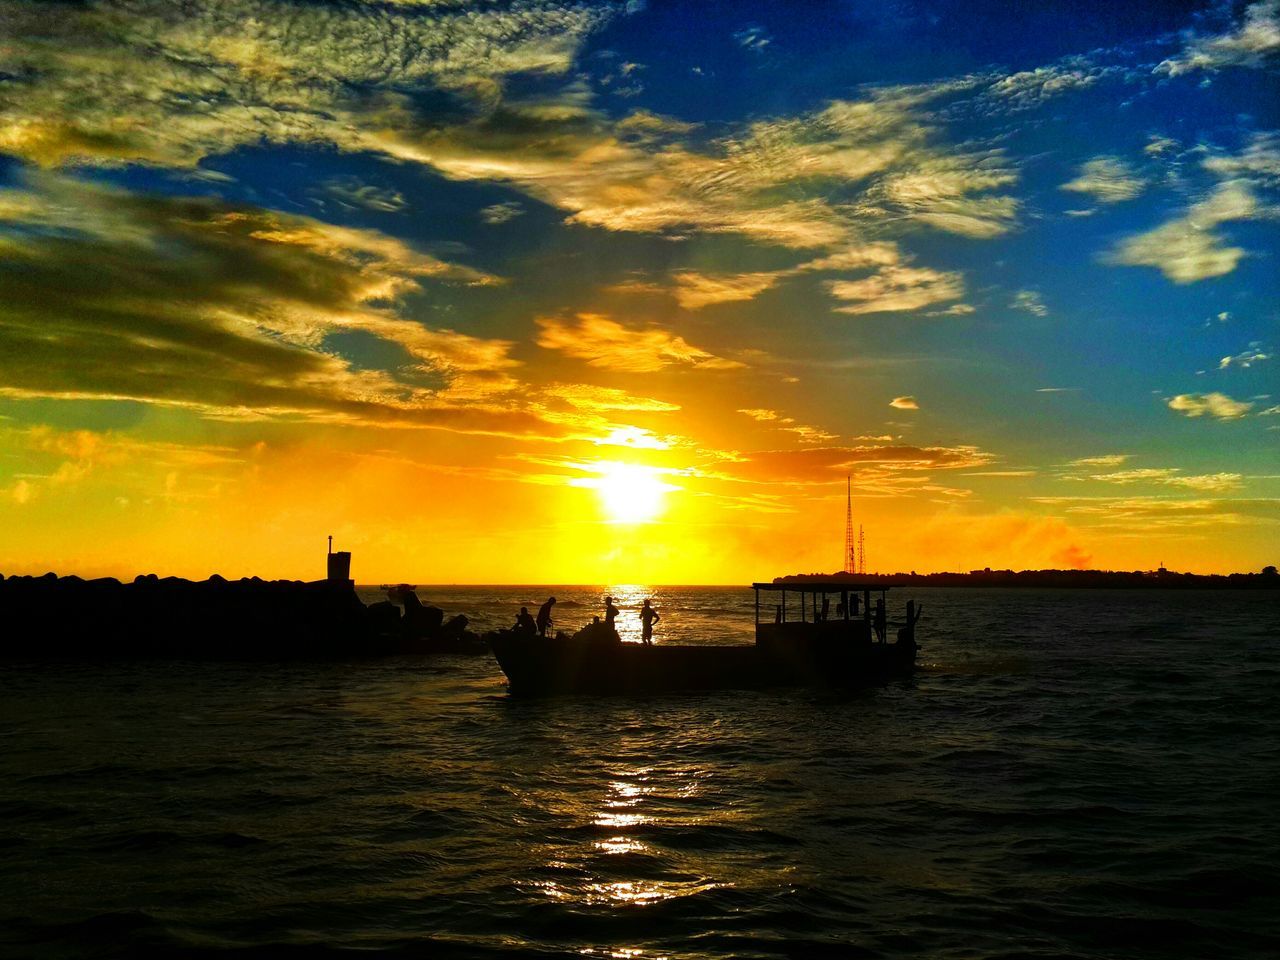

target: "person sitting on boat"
[604,596,619,632]
[639,599,660,645]
[514,606,537,636]
[536,596,556,636]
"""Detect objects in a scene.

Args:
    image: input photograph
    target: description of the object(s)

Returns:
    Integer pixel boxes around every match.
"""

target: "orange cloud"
[714,444,995,483]
[534,314,744,372]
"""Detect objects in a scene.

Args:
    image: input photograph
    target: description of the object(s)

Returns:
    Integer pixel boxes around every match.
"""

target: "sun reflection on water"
[594,835,647,855]
[535,877,722,907]
[592,810,651,829]
[531,767,723,911]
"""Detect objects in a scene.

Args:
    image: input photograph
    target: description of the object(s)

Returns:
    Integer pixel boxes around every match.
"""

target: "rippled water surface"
[2,587,1278,959]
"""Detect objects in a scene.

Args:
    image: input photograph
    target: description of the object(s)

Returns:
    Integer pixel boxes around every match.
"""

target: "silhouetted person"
[536,596,556,636]
[897,600,922,647]
[874,597,886,642]
[604,596,619,631]
[820,597,830,622]
[515,606,536,636]
[639,599,660,645]
[774,604,782,624]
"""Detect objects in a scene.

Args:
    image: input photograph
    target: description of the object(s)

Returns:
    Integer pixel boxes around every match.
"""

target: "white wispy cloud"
[1061,156,1146,203]
[382,79,1018,256]
[986,64,1105,109]
[0,2,1023,279]
[1085,468,1243,492]
[479,201,525,224]
[1106,180,1256,283]
[1219,343,1271,369]
[1167,392,1255,419]
[1158,0,1280,75]
[668,242,909,311]
[1201,131,1280,183]
[889,396,920,410]
[672,271,783,310]
[1068,455,1130,467]
[1011,289,1048,317]
[829,264,964,315]
[320,178,407,213]
[734,25,772,52]
[0,0,615,167]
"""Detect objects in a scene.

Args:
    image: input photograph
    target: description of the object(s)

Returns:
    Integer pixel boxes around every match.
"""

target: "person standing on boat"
[603,596,620,633]
[639,599,660,645]
[536,596,556,636]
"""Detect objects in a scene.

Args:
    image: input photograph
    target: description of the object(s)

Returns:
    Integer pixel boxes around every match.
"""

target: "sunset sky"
[1,0,1277,583]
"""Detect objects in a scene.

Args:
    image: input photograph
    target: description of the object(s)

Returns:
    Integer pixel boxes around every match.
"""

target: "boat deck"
[489,632,914,696]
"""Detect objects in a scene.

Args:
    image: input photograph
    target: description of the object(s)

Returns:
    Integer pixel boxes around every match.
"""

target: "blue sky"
[0,0,1276,579]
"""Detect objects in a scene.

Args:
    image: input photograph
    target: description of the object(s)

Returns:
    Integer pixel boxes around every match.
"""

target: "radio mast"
[844,475,855,574]
[857,523,866,575]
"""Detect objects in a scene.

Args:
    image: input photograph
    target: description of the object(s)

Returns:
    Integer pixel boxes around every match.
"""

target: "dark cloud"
[0,173,560,436]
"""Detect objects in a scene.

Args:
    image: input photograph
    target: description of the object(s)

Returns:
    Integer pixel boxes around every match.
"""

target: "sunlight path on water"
[2,588,1278,958]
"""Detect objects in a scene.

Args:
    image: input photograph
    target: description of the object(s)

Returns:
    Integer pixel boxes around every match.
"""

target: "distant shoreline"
[776,569,1280,590]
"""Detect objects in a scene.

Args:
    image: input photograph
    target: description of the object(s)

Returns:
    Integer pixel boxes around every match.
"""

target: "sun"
[590,461,676,524]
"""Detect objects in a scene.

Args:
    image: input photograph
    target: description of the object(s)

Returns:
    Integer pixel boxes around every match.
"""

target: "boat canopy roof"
[752,581,892,592]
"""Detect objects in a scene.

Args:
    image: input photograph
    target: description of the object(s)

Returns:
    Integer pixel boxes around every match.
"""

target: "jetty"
[0,543,483,659]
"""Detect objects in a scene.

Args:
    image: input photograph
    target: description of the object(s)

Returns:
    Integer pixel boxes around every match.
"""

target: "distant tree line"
[777,566,1280,590]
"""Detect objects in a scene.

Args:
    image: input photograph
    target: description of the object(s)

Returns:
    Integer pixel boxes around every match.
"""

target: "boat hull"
[488,631,916,696]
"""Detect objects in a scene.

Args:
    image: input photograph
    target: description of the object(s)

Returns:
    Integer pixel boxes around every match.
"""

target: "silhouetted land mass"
[777,566,1280,590]
[0,573,483,659]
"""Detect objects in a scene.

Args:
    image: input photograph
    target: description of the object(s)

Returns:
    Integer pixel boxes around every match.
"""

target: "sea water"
[1,587,1277,958]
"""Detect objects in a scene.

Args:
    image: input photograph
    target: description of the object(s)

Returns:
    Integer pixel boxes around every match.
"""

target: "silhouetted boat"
[381,583,418,601]
[487,580,920,696]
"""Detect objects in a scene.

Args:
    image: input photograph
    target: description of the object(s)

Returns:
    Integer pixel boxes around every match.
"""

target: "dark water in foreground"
[2,587,1278,959]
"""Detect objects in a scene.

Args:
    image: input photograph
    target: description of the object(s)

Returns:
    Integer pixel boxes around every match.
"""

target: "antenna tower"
[844,476,855,574]
[857,524,866,575]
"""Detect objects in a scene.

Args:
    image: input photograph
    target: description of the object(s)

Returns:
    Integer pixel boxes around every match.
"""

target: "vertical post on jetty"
[326,538,352,586]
